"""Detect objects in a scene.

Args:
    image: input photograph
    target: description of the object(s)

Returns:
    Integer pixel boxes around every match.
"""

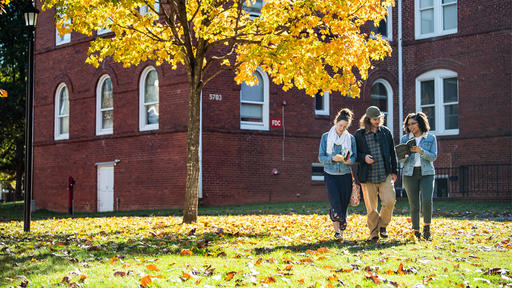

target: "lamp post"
[23,0,39,232]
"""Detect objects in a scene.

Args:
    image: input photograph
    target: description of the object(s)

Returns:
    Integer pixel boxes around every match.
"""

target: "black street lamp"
[23,0,39,232]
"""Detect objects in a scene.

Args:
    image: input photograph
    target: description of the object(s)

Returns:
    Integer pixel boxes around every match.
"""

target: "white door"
[97,165,114,212]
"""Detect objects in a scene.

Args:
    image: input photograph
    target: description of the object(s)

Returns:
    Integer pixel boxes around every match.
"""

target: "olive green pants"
[403,167,434,231]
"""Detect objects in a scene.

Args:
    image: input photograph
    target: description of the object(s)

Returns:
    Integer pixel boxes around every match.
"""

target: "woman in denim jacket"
[318,108,357,241]
[400,112,437,240]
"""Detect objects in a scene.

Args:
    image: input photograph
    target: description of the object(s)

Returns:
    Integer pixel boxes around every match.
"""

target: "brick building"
[32,0,511,212]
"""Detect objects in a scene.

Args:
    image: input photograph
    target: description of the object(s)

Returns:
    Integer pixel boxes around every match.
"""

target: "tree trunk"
[182,80,202,223]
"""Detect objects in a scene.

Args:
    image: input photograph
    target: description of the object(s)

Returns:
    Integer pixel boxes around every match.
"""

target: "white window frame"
[139,66,159,131]
[415,0,457,40]
[97,17,113,35]
[56,18,71,46]
[96,74,114,135]
[312,163,324,181]
[415,69,459,136]
[54,83,69,140]
[371,5,393,41]
[240,67,269,131]
[243,0,265,18]
[314,91,330,116]
[140,1,160,16]
[371,79,394,136]
[97,27,111,35]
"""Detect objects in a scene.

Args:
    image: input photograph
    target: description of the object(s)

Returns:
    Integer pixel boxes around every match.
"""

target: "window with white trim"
[96,75,114,135]
[243,0,265,18]
[56,18,71,46]
[370,5,392,41]
[140,0,160,16]
[139,66,159,131]
[415,0,457,39]
[97,16,114,35]
[55,83,69,140]
[314,91,329,116]
[370,79,394,134]
[240,67,269,130]
[312,163,324,181]
[416,69,458,135]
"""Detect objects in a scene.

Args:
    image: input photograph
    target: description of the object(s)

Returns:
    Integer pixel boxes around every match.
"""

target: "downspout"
[199,91,203,198]
[398,0,404,140]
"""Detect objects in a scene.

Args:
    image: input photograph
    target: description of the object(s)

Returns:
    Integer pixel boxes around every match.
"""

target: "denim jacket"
[318,132,357,175]
[399,132,437,176]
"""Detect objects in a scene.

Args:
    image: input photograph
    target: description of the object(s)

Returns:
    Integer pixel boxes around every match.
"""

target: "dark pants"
[324,173,352,227]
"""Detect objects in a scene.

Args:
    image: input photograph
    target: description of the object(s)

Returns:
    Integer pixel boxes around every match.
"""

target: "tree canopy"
[44,0,392,96]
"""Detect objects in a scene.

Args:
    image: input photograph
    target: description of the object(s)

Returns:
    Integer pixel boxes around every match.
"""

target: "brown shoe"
[367,236,379,243]
[379,227,388,238]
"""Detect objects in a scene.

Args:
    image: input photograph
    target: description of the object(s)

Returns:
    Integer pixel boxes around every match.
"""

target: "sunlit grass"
[1,210,511,287]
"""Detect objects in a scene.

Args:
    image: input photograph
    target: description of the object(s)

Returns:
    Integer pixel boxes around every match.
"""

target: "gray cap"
[366,106,384,119]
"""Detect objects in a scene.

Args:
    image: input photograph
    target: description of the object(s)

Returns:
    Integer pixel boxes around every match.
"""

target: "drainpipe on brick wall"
[199,91,203,198]
[398,0,404,140]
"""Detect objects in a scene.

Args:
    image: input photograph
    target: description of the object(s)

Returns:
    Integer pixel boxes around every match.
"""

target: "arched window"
[240,67,269,130]
[96,75,113,135]
[416,69,458,135]
[139,66,159,131]
[55,83,70,140]
[370,79,394,133]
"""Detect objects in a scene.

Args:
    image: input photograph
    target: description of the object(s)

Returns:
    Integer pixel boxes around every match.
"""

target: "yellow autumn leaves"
[42,0,394,97]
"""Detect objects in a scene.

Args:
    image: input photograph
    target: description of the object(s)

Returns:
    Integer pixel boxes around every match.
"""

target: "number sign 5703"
[209,94,222,101]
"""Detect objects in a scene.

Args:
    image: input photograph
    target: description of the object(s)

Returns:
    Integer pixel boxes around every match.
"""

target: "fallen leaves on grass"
[1,213,511,287]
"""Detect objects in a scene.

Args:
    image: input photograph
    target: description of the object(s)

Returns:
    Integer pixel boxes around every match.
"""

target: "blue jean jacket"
[318,133,357,175]
[399,132,437,176]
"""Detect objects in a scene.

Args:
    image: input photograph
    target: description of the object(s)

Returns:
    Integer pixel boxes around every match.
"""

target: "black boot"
[414,230,421,239]
[423,225,431,240]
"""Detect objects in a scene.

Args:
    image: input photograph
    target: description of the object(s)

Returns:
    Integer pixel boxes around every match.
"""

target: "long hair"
[403,112,430,134]
[333,108,354,127]
[359,114,385,130]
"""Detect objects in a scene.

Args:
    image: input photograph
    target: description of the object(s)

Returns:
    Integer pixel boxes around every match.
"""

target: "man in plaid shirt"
[354,106,398,242]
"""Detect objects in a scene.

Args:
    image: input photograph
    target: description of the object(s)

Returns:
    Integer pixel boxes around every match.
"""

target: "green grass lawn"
[1,200,511,287]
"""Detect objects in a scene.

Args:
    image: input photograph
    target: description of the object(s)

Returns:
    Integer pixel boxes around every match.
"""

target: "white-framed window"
[312,163,324,181]
[97,17,113,35]
[96,75,114,135]
[140,0,160,16]
[56,18,71,46]
[243,0,265,18]
[97,28,111,35]
[54,83,70,140]
[314,91,329,116]
[415,0,457,39]
[370,79,394,135]
[370,5,393,41]
[416,69,459,135]
[240,67,269,131]
[139,66,159,131]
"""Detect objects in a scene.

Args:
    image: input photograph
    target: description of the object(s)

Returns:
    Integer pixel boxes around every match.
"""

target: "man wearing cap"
[354,106,398,242]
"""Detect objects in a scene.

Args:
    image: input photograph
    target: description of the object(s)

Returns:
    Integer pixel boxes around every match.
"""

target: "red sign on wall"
[271,118,282,128]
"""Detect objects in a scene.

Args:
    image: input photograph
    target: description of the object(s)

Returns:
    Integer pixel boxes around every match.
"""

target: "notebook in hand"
[395,139,416,161]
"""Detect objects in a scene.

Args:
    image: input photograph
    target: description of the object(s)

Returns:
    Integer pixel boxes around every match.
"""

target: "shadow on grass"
[1,200,511,223]
[253,238,409,256]
[0,228,272,280]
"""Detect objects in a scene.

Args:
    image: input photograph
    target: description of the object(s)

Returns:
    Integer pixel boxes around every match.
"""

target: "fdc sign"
[271,118,282,128]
